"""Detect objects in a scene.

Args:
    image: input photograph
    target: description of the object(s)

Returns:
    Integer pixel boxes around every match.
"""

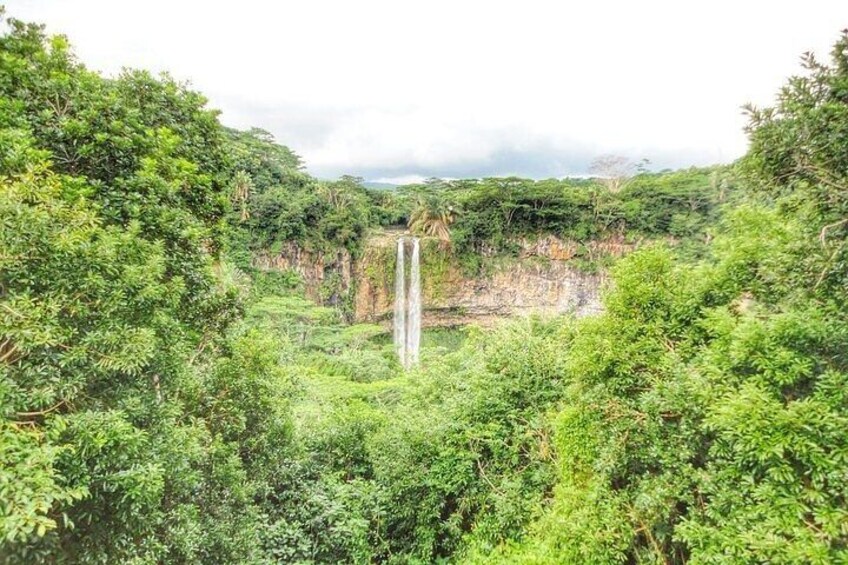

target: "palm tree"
[317,182,352,210]
[408,196,457,244]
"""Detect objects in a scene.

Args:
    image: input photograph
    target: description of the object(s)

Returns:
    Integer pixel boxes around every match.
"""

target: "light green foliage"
[366,319,572,563]
[484,219,847,563]
[419,239,453,298]
[464,39,848,558]
[0,421,87,547]
[226,126,303,181]
[474,34,848,561]
[408,193,457,242]
[246,310,569,563]
[484,248,705,563]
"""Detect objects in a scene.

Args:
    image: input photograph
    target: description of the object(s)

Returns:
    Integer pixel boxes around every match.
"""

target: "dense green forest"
[2,8,847,564]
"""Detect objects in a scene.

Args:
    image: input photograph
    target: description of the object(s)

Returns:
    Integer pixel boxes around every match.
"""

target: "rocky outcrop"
[254,232,626,327]
[253,243,353,307]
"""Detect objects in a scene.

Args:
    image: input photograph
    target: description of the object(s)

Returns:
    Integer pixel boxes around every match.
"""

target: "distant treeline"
[236,138,736,262]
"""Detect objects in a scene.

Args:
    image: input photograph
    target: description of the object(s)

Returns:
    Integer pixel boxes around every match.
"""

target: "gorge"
[252,231,618,330]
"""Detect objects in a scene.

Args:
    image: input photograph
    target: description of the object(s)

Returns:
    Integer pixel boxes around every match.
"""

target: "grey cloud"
[306,143,730,181]
[214,97,734,181]
[216,96,349,150]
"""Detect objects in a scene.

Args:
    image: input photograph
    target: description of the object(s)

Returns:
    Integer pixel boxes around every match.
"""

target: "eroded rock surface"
[254,232,624,327]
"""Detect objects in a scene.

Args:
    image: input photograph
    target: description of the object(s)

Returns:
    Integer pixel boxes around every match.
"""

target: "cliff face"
[254,233,624,327]
[253,243,353,308]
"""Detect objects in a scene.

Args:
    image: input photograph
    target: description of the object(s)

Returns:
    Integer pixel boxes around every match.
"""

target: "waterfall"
[394,238,406,366]
[405,238,421,367]
[393,237,422,369]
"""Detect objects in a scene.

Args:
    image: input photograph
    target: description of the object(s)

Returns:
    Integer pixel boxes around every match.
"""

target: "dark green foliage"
[234,140,374,253]
[222,110,730,275]
[227,127,303,182]
[395,170,733,263]
[0,13,286,563]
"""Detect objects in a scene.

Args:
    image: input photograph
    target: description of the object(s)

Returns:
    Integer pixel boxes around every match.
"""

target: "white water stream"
[394,237,421,368]
[394,238,406,366]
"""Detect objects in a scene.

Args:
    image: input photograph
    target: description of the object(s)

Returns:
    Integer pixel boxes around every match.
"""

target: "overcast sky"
[5,1,847,181]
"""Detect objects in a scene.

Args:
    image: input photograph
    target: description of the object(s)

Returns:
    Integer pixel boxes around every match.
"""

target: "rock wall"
[253,243,353,308]
[254,233,623,327]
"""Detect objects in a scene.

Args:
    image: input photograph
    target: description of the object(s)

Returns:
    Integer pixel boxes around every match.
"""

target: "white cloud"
[370,175,425,185]
[5,0,847,179]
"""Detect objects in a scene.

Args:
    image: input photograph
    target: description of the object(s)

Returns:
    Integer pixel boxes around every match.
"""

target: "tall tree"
[590,154,636,192]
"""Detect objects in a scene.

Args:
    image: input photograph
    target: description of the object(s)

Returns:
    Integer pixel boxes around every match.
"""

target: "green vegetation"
[399,169,733,259]
[217,110,735,272]
[2,9,847,565]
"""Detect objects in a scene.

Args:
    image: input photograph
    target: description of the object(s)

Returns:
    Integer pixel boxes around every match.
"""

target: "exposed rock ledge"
[253,232,627,327]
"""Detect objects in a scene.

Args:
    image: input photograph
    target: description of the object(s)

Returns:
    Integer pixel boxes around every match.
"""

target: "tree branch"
[16,399,67,418]
[819,218,848,245]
